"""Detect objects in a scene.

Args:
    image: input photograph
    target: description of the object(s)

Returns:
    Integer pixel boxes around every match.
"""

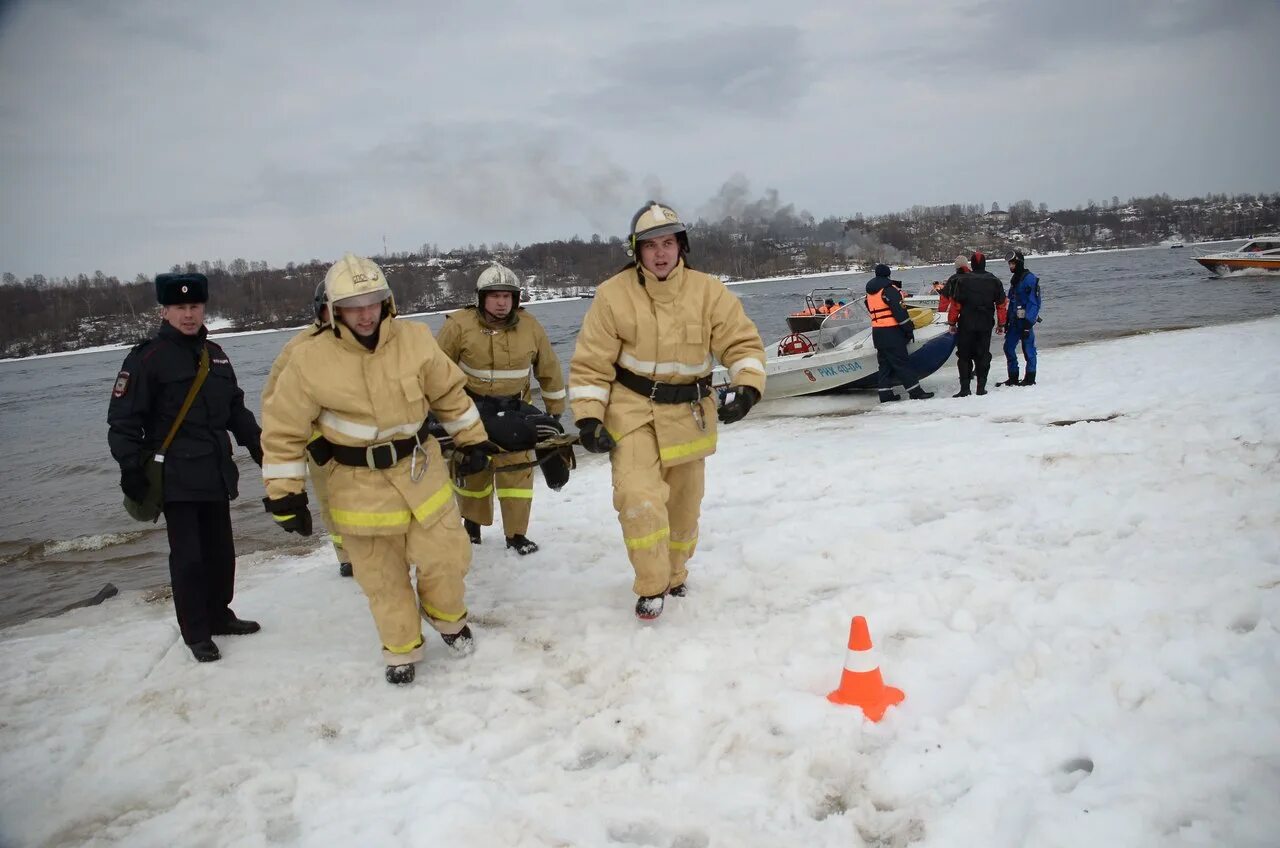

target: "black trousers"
[872,328,922,398]
[955,325,994,387]
[163,500,237,644]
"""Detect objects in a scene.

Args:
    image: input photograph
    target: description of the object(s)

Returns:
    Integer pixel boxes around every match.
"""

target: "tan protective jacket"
[568,261,766,467]
[261,317,487,536]
[261,323,320,403]
[435,307,566,415]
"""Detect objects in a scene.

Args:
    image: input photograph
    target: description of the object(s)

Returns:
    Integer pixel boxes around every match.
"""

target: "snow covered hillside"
[2,319,1278,847]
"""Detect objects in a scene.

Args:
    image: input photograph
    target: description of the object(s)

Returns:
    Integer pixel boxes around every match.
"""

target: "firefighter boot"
[953,382,971,398]
[463,519,482,545]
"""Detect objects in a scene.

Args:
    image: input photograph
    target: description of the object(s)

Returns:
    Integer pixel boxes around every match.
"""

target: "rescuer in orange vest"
[865,264,934,402]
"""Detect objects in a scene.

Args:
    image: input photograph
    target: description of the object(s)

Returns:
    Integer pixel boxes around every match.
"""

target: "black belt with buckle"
[312,420,433,469]
[614,365,712,404]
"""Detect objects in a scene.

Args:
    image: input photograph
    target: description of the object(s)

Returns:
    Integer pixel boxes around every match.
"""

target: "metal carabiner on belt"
[690,400,706,432]
[409,437,429,482]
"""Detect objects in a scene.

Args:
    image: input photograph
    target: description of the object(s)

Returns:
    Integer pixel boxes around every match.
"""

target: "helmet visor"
[635,222,686,244]
[332,288,391,309]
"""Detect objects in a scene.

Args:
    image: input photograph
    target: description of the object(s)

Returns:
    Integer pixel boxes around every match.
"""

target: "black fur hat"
[155,273,208,305]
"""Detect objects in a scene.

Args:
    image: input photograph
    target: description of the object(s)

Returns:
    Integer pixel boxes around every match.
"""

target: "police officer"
[107,273,263,663]
[260,254,491,685]
[946,251,1008,396]
[261,281,353,577]
[436,263,566,555]
[1002,249,1042,386]
[569,201,766,621]
[865,264,935,402]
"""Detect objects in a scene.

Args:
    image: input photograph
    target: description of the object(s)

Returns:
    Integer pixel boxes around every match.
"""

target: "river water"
[1,243,1274,627]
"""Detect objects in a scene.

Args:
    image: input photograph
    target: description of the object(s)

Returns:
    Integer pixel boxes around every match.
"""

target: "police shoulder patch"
[112,370,130,398]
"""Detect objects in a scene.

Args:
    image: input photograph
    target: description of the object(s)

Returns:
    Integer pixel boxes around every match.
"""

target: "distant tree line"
[2,191,1276,357]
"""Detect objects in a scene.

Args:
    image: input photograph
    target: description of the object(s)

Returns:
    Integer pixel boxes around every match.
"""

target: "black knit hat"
[155,273,208,305]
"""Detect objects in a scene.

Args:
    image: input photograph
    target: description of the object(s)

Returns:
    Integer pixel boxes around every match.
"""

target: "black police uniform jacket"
[108,323,261,502]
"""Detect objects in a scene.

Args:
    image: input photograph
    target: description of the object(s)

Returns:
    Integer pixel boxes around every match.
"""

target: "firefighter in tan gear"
[260,281,353,577]
[568,202,766,620]
[436,263,566,555]
[260,254,493,685]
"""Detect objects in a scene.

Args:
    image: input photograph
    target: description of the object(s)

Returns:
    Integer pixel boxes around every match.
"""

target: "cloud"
[0,0,1277,279]
[576,24,811,123]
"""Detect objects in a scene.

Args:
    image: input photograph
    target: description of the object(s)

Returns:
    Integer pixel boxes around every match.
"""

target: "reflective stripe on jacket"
[568,260,766,467]
[260,317,487,536]
[435,307,566,415]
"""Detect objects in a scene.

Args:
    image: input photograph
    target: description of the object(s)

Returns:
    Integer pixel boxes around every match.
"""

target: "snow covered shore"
[2,319,1278,847]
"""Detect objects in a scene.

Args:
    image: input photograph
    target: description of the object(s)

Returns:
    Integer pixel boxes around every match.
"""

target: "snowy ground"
[2,319,1278,847]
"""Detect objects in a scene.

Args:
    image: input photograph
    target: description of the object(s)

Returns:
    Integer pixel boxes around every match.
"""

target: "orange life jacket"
[865,289,899,328]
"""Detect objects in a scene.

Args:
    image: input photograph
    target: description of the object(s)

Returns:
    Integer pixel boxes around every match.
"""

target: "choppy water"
[1,243,1274,627]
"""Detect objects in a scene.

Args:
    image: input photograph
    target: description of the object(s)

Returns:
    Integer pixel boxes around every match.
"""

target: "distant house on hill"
[985,209,1010,224]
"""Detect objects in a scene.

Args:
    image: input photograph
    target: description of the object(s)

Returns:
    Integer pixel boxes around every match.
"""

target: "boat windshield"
[1240,240,1279,254]
[815,301,869,349]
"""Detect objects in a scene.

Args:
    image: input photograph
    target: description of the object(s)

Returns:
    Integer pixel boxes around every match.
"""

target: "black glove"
[717,386,759,425]
[456,444,491,476]
[263,492,313,536]
[902,323,915,344]
[577,418,616,453]
[248,441,264,467]
[120,466,149,503]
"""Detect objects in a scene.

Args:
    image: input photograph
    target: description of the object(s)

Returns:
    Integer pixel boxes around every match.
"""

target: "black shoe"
[211,616,260,636]
[1020,370,1036,386]
[338,561,353,578]
[463,519,482,545]
[189,640,221,662]
[506,534,539,555]
[635,594,665,620]
[440,625,476,657]
[385,663,416,685]
[667,584,687,597]
[998,369,1020,387]
[909,390,935,400]
[952,386,971,398]
[879,394,903,403]
[976,385,988,396]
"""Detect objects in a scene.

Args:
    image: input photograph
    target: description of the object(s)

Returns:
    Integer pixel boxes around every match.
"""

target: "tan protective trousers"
[610,425,705,597]
[343,502,472,665]
[455,450,535,536]
[308,454,350,568]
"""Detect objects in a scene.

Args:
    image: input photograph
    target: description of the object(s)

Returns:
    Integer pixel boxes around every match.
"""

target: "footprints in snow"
[1053,756,1095,794]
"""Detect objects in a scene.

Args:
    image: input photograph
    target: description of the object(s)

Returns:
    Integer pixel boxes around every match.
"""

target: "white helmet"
[476,262,521,294]
[628,200,689,256]
[324,253,393,328]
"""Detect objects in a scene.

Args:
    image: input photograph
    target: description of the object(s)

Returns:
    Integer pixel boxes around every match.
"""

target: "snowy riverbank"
[2,319,1278,846]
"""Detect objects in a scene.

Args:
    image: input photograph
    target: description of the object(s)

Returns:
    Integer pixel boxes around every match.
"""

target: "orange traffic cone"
[827,615,904,721]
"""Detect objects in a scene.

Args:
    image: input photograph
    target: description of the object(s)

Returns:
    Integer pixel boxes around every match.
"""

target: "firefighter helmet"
[312,280,326,322]
[323,253,393,329]
[627,201,689,256]
[475,262,522,311]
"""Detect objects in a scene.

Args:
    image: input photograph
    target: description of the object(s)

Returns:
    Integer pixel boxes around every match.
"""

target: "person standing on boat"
[865,264,935,403]
[260,254,492,686]
[568,201,766,621]
[107,273,263,663]
[946,251,1008,396]
[436,262,566,556]
[260,281,353,578]
[1001,249,1041,386]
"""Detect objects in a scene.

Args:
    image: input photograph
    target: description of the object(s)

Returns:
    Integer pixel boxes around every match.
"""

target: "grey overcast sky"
[1,0,1277,279]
